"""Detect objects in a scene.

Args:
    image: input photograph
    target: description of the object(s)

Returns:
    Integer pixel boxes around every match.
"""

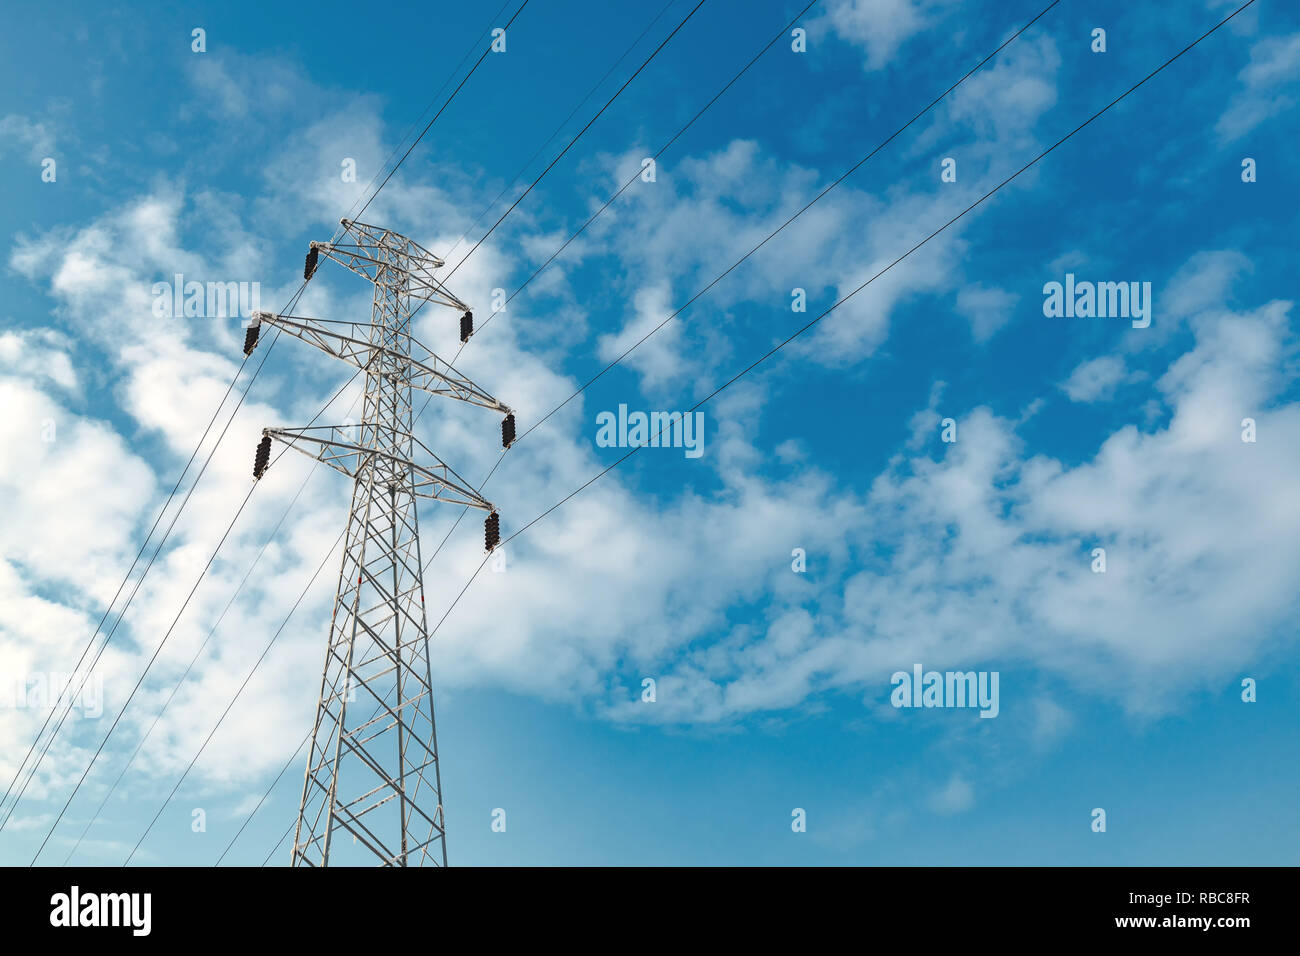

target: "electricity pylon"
[245,219,513,866]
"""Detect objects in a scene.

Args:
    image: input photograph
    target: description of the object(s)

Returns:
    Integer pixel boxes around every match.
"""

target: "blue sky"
[1,0,1298,866]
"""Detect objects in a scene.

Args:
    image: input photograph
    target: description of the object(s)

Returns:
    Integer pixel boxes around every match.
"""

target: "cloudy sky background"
[1,0,1298,865]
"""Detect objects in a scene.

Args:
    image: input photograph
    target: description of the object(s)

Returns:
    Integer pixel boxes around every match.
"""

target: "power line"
[475,0,822,338]
[264,815,297,867]
[408,0,1260,696]
[401,0,824,573]
[372,0,710,385]
[137,0,1246,869]
[172,4,1060,862]
[215,727,310,866]
[406,0,1053,576]
[308,0,713,519]
[125,528,348,865]
[256,0,694,564]
[124,0,1191,866]
[28,365,364,862]
[351,0,532,226]
[345,0,515,231]
[29,475,260,865]
[307,0,718,484]
[509,0,1064,450]
[92,0,702,865]
[0,350,250,822]
[441,0,682,264]
[5,0,516,845]
[1,266,363,837]
[62,372,363,865]
[439,0,709,286]
[0,318,295,837]
[214,0,1079,865]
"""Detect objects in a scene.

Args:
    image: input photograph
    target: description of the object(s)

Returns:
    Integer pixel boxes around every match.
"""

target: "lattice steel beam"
[251,221,508,867]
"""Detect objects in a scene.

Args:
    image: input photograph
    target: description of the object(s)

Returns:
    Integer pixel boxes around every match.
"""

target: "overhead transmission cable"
[475,0,823,338]
[208,1,720,864]
[124,527,348,865]
[144,0,712,864]
[350,0,532,226]
[440,0,682,263]
[408,0,1050,573]
[413,0,1261,668]
[215,0,1062,864]
[27,364,364,865]
[0,350,249,821]
[71,0,681,865]
[148,0,1254,868]
[8,1,522,851]
[395,0,733,562]
[0,317,300,837]
[378,0,712,442]
[62,372,364,864]
[345,0,515,230]
[440,0,709,289]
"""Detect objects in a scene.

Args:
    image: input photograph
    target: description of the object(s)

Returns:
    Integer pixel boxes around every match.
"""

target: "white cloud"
[595,281,686,390]
[942,34,1060,149]
[1060,355,1129,403]
[1157,249,1252,327]
[956,284,1018,342]
[929,773,974,814]
[4,104,887,814]
[610,259,1300,722]
[0,375,155,591]
[576,34,1062,386]
[0,114,56,163]
[0,328,78,391]
[4,33,1296,854]
[816,0,955,71]
[1215,31,1300,141]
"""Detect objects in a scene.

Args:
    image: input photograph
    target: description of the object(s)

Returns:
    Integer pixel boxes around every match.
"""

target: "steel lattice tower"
[245,220,512,866]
